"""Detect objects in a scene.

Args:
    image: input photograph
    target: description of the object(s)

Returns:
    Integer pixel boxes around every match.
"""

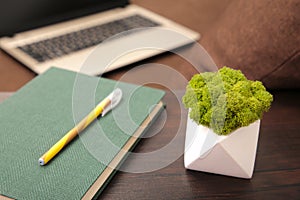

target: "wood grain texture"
[1,0,299,199]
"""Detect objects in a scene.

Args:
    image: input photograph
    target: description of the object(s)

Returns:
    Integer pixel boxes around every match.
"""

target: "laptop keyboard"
[18,15,160,63]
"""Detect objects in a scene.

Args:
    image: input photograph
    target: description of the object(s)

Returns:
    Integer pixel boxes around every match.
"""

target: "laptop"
[0,0,200,75]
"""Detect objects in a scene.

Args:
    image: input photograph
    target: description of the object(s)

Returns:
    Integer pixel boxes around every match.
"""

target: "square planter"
[184,116,260,179]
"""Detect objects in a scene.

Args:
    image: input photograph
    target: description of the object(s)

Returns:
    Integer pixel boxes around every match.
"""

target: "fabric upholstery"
[200,0,300,89]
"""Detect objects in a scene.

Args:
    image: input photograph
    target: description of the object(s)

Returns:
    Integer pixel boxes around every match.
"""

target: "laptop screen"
[0,0,129,37]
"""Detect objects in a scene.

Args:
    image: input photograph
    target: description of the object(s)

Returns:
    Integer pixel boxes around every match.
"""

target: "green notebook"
[0,67,165,200]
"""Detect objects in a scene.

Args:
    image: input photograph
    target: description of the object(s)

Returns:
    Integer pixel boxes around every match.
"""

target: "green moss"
[182,67,273,135]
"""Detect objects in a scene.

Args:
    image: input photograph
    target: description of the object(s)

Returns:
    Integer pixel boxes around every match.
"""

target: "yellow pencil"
[38,88,122,166]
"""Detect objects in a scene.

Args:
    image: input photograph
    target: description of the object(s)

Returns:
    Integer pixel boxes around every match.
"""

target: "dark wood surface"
[0,0,299,199]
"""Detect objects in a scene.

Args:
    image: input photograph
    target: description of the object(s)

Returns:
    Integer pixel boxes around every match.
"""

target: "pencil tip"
[38,158,45,166]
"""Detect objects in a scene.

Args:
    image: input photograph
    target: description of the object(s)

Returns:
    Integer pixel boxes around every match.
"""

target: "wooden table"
[0,0,299,199]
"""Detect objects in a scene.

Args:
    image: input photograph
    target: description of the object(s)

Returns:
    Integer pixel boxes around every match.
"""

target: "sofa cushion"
[200,0,300,89]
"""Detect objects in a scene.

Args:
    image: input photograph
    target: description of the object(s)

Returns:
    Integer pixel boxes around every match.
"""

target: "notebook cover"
[0,67,165,199]
[0,92,13,102]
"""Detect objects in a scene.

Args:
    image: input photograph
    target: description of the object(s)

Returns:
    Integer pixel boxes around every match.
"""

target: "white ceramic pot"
[184,116,260,179]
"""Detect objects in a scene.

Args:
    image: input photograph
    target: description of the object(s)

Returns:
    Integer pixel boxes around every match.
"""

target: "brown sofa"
[200,0,300,89]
